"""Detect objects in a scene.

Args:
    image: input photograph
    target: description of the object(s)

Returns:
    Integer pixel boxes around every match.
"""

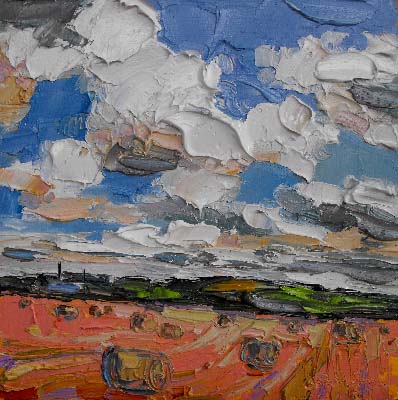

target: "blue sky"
[1,0,398,237]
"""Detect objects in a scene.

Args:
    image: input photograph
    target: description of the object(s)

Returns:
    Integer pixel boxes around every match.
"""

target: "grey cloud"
[276,185,398,241]
[0,0,87,46]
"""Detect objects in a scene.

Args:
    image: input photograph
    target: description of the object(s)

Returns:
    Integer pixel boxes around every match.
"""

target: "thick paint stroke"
[284,0,376,26]
[149,0,397,118]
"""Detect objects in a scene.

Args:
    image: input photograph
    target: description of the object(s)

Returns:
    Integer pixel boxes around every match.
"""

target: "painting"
[0,0,398,398]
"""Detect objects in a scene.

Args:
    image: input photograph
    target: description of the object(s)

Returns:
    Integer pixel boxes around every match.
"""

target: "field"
[0,295,397,399]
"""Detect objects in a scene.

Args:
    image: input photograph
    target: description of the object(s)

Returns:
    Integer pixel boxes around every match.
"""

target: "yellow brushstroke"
[216,233,321,250]
[26,324,42,337]
[162,307,217,323]
[390,356,398,377]
[389,384,398,399]
[204,279,263,292]
[282,326,330,400]
[50,250,118,264]
[5,355,95,381]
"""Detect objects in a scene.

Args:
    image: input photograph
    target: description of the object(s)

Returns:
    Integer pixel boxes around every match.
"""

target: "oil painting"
[0,0,398,398]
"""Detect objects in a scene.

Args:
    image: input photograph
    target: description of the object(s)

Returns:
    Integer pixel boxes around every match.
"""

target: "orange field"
[0,295,397,399]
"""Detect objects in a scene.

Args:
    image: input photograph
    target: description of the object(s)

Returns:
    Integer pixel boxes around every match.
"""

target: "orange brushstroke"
[48,250,119,264]
[26,198,105,222]
[324,227,364,251]
[204,279,262,292]
[150,131,185,154]
[216,233,321,250]
[90,202,142,224]
[254,152,281,163]
[0,51,35,127]
[0,168,52,196]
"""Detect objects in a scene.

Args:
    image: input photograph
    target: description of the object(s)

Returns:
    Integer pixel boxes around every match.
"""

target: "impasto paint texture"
[0,0,398,398]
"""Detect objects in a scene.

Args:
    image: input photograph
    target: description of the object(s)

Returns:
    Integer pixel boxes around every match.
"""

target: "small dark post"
[57,262,62,280]
[83,269,87,295]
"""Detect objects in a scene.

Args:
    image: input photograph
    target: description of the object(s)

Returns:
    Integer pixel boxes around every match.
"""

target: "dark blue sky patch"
[216,74,318,119]
[314,131,398,187]
[83,170,162,205]
[0,187,22,217]
[211,41,318,119]
[237,162,302,204]
[0,76,92,163]
[151,0,396,56]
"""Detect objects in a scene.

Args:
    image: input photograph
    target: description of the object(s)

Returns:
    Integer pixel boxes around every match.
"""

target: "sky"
[0,0,397,248]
